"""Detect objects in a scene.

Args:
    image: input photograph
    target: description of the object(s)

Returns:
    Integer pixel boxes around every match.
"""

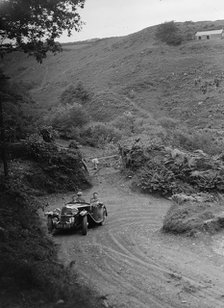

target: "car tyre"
[47,217,56,235]
[82,215,88,235]
[100,209,107,226]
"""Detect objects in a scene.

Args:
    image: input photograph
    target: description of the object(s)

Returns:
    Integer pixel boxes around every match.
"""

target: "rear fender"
[104,207,108,216]
[101,206,108,216]
[97,203,108,215]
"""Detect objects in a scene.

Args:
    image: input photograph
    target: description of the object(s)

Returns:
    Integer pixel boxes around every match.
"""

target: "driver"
[72,191,86,203]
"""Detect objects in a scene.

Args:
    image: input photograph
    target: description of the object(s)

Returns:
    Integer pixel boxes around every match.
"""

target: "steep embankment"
[2,20,224,129]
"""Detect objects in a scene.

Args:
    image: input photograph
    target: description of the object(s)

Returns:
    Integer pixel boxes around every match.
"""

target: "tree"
[0,0,85,176]
[155,21,182,46]
[0,0,85,62]
[0,71,10,176]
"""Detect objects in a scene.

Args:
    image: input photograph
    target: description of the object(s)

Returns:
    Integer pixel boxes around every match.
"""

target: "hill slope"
[2,20,224,129]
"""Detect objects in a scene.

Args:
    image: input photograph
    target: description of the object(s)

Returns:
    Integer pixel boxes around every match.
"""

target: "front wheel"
[47,217,56,235]
[82,215,88,235]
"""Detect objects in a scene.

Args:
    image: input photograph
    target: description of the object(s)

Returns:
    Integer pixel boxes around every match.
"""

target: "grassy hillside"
[2,20,224,130]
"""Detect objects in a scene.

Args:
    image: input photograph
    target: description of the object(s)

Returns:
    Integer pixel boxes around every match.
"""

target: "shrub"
[81,123,122,147]
[162,195,224,235]
[1,78,38,141]
[50,103,90,139]
[113,113,165,140]
[120,137,224,195]
[39,125,57,142]
[25,137,91,192]
[171,129,224,155]
[162,201,214,234]
[69,104,89,127]
[60,82,91,105]
[158,116,179,130]
[134,162,178,195]
[113,112,135,134]
[155,21,183,46]
[0,180,67,301]
[84,91,140,122]
[0,177,103,307]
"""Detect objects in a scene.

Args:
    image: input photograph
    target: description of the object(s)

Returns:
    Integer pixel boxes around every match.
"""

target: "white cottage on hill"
[195,29,224,40]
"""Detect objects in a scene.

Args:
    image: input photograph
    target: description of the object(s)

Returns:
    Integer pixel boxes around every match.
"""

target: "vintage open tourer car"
[45,201,107,235]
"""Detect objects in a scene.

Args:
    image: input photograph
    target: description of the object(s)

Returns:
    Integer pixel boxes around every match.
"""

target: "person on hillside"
[72,191,86,203]
[92,158,99,170]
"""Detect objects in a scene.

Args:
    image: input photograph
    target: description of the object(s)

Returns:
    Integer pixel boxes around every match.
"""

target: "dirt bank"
[46,164,224,308]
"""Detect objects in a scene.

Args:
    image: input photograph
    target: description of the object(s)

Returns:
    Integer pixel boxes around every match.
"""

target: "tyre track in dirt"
[52,169,224,308]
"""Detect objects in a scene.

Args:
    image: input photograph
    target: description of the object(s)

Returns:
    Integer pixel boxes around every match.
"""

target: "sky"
[59,0,224,42]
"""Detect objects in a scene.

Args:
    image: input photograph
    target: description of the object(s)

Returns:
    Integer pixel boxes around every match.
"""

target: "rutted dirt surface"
[47,165,224,308]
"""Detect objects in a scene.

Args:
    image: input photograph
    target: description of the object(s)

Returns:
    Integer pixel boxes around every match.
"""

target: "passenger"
[73,191,86,203]
[90,192,101,219]
[90,192,99,206]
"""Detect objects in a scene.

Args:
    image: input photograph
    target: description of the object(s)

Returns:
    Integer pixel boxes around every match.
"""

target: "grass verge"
[162,194,224,236]
[0,176,105,308]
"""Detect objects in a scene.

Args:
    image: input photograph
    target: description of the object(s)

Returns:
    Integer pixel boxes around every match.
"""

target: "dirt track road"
[49,167,224,308]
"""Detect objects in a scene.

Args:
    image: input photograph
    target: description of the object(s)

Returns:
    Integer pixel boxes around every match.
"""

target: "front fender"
[45,211,53,217]
[80,210,87,216]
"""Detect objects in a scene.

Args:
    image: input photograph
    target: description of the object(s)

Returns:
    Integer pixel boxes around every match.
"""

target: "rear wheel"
[82,215,88,235]
[100,209,107,226]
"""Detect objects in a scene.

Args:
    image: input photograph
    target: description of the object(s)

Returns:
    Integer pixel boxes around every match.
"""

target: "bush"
[50,103,90,139]
[0,180,67,301]
[25,137,91,193]
[158,116,179,130]
[60,82,91,105]
[0,177,103,307]
[171,129,224,155]
[162,201,215,234]
[155,21,183,46]
[1,76,38,141]
[39,125,57,142]
[120,137,224,195]
[134,162,178,195]
[84,91,141,122]
[113,113,166,140]
[81,123,122,147]
[113,112,136,134]
[162,195,224,235]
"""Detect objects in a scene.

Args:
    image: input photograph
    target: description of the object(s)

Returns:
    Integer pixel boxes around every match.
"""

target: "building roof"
[195,29,223,36]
